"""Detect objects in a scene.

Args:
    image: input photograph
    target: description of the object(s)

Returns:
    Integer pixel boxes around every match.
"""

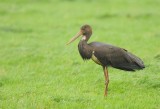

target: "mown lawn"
[0,0,160,109]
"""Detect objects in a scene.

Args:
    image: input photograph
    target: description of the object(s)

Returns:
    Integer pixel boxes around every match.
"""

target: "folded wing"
[89,42,145,71]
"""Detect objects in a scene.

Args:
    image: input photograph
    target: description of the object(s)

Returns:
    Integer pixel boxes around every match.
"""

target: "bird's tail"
[113,52,145,71]
[128,52,145,70]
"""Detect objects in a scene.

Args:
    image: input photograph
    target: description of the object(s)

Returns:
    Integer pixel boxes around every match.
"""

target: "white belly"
[91,54,102,65]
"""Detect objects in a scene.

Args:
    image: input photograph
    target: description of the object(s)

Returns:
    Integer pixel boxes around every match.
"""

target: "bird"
[66,24,145,96]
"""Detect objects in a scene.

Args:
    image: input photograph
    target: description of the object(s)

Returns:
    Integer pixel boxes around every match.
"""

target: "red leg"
[103,67,109,96]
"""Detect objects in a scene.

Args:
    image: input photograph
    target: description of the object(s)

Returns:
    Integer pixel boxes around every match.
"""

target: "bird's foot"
[104,88,108,97]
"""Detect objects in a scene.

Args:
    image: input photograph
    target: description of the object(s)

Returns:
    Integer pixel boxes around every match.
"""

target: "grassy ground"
[0,0,160,109]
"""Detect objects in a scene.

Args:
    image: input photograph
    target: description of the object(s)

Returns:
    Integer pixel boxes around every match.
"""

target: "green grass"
[0,0,160,109]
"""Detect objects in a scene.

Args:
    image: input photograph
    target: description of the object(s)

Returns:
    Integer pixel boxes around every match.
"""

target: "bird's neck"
[81,33,91,42]
[78,40,93,60]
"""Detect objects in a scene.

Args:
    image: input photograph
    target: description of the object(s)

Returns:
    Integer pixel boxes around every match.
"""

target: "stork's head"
[67,24,92,45]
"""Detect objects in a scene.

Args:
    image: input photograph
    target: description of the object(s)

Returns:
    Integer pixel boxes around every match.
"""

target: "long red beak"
[66,31,82,45]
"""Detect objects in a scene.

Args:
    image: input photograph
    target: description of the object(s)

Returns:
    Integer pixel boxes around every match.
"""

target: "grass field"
[0,0,160,109]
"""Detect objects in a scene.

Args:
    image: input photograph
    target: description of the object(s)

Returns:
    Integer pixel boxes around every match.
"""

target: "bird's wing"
[89,42,145,71]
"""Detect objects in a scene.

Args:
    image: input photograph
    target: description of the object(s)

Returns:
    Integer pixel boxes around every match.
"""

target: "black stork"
[67,24,145,96]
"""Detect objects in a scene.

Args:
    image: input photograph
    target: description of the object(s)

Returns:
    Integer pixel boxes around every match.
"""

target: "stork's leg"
[103,67,109,96]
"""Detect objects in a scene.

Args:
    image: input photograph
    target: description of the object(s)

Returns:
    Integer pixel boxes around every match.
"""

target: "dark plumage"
[89,42,145,71]
[67,24,145,96]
